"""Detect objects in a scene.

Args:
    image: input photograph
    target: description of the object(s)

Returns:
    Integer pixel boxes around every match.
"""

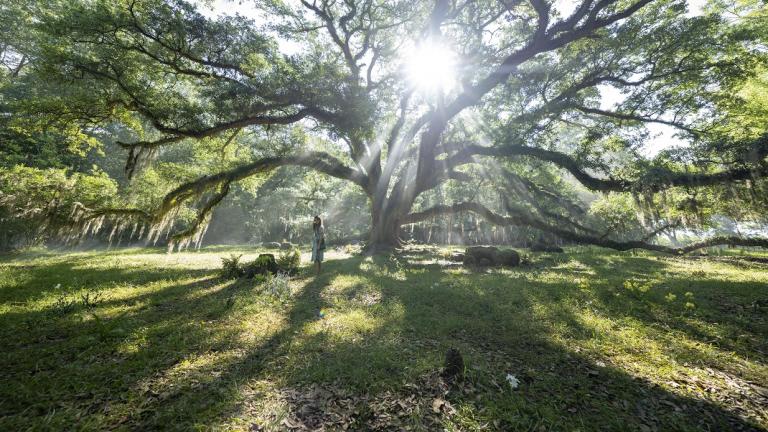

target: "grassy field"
[1,245,767,431]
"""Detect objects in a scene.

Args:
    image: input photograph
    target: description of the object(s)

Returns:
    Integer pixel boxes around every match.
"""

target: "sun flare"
[403,40,458,94]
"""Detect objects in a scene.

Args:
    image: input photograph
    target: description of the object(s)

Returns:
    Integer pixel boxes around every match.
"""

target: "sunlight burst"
[403,40,458,95]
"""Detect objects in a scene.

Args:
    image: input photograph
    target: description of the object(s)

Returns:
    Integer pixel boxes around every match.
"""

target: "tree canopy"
[1,0,767,252]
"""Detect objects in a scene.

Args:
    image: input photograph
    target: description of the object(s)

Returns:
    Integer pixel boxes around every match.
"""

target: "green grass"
[1,245,767,431]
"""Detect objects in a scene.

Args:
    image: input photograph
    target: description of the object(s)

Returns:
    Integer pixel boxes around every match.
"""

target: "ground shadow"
[1,250,765,431]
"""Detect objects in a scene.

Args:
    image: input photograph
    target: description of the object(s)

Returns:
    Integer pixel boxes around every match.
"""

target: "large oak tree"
[5,0,768,252]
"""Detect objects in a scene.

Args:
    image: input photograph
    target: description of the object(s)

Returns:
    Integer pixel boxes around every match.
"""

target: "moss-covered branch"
[402,201,768,254]
[72,152,368,249]
[450,135,768,193]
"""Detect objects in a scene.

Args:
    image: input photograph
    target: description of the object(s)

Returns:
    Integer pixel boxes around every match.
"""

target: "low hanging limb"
[73,152,368,248]
[495,168,597,235]
[166,181,232,251]
[401,202,768,254]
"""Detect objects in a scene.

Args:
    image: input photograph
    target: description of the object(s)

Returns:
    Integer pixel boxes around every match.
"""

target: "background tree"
[2,0,768,252]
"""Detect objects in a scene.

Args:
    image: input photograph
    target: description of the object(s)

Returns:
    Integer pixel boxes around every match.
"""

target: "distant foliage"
[0,166,117,250]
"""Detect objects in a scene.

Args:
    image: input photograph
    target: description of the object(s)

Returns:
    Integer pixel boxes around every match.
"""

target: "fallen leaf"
[432,398,445,413]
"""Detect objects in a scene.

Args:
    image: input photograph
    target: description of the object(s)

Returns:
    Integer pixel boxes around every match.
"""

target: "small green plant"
[50,294,77,317]
[277,247,300,273]
[220,254,244,279]
[344,243,362,254]
[79,289,103,311]
[577,279,591,291]
[264,271,292,300]
[90,311,129,342]
[623,279,652,293]
[665,293,677,302]
[224,296,235,310]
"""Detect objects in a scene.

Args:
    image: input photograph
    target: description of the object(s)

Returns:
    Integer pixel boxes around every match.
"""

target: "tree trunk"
[366,198,403,253]
[367,216,401,253]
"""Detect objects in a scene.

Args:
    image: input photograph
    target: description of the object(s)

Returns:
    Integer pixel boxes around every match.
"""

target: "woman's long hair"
[313,215,322,233]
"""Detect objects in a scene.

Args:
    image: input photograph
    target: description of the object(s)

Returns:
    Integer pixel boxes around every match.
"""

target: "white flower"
[506,373,520,389]
[55,283,61,289]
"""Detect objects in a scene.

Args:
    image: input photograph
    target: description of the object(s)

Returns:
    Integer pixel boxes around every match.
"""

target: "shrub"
[220,254,244,279]
[277,247,300,273]
[221,253,282,279]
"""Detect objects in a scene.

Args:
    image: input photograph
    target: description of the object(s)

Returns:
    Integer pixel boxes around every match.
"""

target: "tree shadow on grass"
[0,250,216,304]
[0,259,265,428]
[106,254,763,431]
[571,253,768,368]
[2,252,765,431]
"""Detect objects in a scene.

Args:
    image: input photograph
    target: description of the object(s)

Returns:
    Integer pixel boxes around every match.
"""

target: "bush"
[277,247,300,273]
[220,254,244,279]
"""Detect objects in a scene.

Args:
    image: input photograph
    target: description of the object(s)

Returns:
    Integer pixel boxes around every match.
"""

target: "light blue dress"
[311,226,325,263]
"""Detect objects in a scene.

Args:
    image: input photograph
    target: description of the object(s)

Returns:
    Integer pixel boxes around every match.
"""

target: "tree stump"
[243,253,278,277]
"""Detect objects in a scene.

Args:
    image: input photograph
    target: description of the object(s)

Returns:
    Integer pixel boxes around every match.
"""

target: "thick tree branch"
[641,219,681,242]
[126,3,254,79]
[75,152,368,246]
[167,181,231,249]
[116,109,316,150]
[573,105,701,136]
[451,142,768,193]
[160,152,368,213]
[443,0,654,121]
[300,0,361,76]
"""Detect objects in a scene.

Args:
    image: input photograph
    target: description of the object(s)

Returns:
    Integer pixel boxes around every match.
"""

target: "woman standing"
[311,215,325,274]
